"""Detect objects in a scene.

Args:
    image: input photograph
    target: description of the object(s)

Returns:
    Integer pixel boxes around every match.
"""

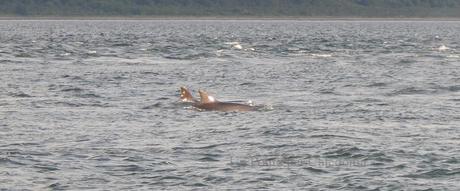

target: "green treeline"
[1,0,460,17]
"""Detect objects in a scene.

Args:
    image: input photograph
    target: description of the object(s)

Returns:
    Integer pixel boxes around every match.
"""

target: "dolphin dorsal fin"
[180,87,195,102]
[198,90,217,103]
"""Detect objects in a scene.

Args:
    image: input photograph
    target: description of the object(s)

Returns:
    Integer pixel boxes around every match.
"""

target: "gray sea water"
[0,20,459,190]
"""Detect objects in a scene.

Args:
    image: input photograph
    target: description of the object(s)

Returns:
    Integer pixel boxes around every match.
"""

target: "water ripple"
[0,20,459,190]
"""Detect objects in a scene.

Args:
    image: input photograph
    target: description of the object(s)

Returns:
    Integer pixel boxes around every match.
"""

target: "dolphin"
[180,86,198,103]
[193,89,256,112]
[179,87,257,112]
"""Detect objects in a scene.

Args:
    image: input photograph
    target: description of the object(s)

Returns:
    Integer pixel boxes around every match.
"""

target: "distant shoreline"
[1,16,460,21]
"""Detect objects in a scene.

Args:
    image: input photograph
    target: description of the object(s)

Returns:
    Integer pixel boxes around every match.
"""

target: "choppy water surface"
[1,20,459,190]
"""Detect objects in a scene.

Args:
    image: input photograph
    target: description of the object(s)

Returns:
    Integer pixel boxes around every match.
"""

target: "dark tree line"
[1,0,460,17]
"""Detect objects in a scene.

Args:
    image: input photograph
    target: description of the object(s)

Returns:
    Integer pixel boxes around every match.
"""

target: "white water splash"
[437,45,450,51]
